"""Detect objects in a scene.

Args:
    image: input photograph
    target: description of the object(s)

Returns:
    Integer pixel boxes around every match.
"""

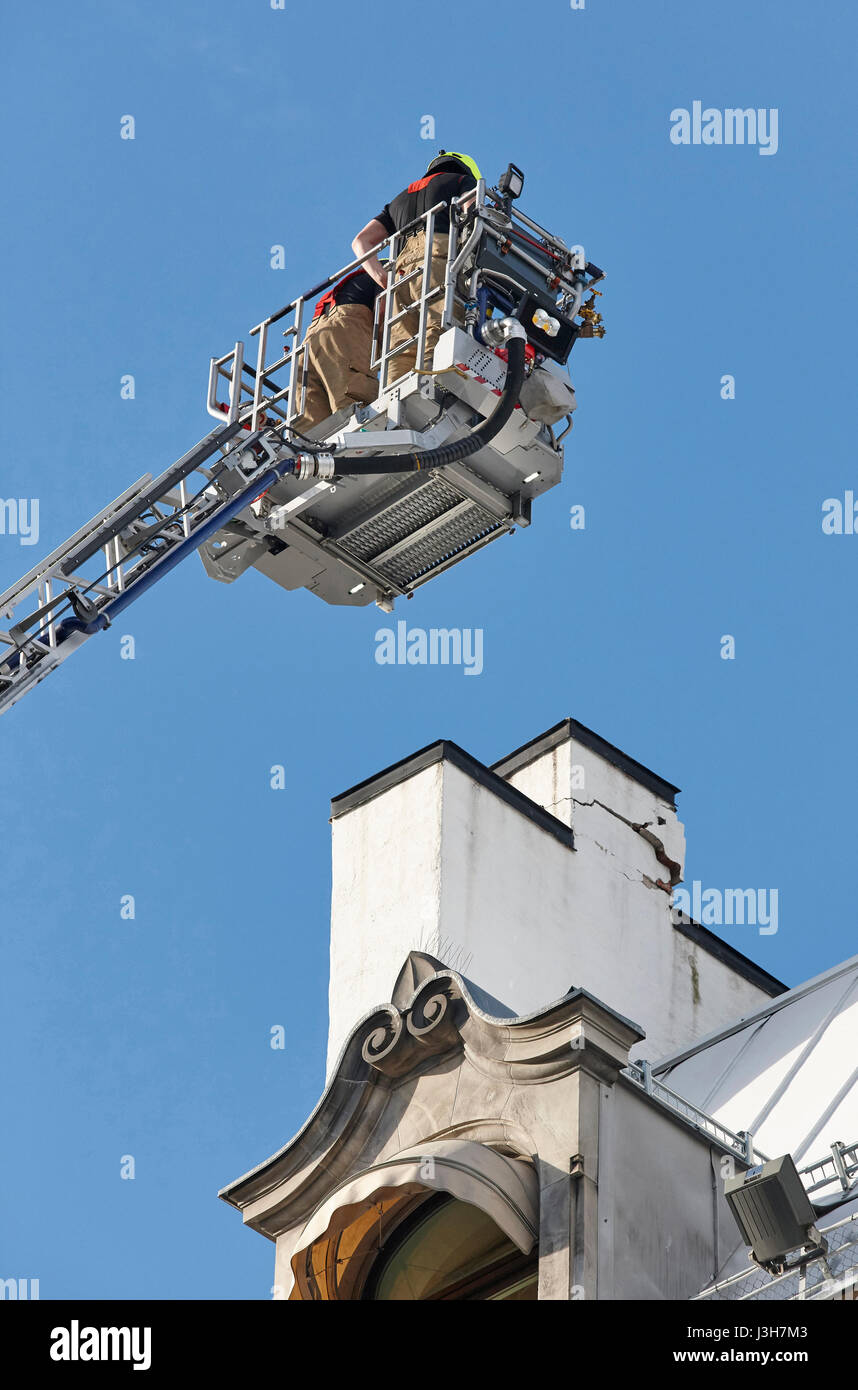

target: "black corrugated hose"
[334,335,527,476]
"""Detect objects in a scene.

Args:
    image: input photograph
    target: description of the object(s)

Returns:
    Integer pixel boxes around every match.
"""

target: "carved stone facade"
[220,952,743,1300]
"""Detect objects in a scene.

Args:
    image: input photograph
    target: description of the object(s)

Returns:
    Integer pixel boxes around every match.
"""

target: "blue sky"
[2,0,856,1299]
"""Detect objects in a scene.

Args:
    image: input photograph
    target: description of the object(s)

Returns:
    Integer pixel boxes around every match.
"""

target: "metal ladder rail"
[0,424,320,716]
[0,453,278,714]
[0,474,160,705]
[0,474,155,626]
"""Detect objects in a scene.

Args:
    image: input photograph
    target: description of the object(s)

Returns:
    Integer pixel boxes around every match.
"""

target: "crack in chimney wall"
[571,797,682,892]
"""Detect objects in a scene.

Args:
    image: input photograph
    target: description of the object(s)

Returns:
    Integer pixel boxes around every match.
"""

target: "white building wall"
[327,762,445,1074]
[436,761,584,1009]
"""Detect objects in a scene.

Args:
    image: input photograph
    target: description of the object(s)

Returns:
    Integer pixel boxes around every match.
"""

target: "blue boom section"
[63,452,298,637]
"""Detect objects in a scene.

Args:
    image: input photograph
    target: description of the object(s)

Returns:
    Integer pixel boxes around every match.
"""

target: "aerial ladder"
[0,165,605,717]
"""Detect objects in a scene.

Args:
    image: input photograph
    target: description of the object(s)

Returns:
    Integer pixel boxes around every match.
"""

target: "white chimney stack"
[326,719,780,1076]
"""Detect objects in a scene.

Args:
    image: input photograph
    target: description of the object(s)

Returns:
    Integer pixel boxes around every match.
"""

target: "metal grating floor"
[334,474,504,588]
[376,505,504,587]
[337,476,464,559]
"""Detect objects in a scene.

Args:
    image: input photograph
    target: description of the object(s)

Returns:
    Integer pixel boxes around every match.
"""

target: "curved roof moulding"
[219,951,645,1295]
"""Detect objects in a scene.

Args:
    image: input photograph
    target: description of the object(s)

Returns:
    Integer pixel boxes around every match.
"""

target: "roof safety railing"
[627,1059,858,1204]
[207,192,475,433]
[624,1060,768,1164]
[800,1138,858,1197]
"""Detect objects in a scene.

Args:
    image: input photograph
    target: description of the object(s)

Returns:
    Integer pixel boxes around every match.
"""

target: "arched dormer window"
[361,1193,538,1300]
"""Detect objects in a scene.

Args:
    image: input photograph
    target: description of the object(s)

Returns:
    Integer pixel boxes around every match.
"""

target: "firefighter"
[292,266,382,434]
[351,151,481,384]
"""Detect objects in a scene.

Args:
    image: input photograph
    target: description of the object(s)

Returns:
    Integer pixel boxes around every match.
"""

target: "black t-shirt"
[375,168,477,237]
[332,269,379,310]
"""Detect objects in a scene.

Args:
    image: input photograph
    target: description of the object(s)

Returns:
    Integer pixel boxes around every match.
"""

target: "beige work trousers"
[293,303,378,431]
[385,230,454,384]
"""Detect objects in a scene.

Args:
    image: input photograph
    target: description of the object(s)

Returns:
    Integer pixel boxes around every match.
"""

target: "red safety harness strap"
[312,269,365,321]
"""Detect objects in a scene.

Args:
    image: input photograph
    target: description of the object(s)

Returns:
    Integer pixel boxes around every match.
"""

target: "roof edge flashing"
[673,917,787,999]
[491,717,681,807]
[331,738,575,851]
